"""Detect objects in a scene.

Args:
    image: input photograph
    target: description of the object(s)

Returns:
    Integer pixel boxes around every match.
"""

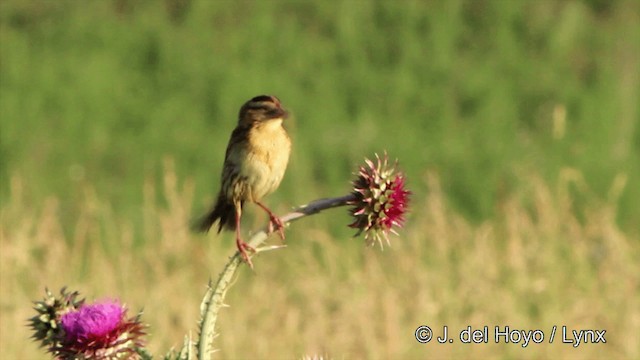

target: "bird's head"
[238,95,288,127]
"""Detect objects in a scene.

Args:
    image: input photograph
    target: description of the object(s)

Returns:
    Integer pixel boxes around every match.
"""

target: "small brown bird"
[194,95,291,267]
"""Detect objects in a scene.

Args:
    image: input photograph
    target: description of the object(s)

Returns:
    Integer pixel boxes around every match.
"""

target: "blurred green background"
[2,0,637,232]
[1,0,639,358]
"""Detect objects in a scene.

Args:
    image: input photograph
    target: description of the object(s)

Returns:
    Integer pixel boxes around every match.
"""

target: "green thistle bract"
[29,287,85,353]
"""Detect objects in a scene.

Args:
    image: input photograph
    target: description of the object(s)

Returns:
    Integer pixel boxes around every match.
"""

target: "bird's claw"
[267,215,286,240]
[236,238,256,268]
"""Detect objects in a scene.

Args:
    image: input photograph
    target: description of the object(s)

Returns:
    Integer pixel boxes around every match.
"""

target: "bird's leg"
[234,207,255,268]
[256,201,286,240]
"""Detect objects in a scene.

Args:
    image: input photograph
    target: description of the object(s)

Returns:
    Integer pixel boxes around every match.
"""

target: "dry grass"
[1,163,638,359]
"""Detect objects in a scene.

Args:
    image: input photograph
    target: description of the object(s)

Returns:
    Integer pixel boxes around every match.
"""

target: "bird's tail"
[192,193,239,233]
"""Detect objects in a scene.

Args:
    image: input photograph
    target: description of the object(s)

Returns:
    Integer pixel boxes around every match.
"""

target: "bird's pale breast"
[228,118,290,202]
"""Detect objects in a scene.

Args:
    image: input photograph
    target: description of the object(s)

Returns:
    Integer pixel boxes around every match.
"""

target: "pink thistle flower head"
[58,299,146,359]
[349,152,410,248]
[61,300,124,343]
[29,288,146,359]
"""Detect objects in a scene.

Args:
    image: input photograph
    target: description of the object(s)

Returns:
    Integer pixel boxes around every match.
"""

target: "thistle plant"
[29,152,410,359]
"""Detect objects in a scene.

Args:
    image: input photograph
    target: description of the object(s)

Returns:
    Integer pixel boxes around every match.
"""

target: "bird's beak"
[269,107,288,119]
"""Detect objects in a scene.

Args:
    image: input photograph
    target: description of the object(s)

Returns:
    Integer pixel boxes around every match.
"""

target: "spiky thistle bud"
[29,287,85,353]
[349,153,410,248]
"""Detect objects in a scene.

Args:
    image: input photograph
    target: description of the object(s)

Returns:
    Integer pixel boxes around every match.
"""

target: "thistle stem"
[197,194,356,360]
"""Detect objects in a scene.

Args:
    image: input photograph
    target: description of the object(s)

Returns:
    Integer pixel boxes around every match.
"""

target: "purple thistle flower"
[349,153,411,247]
[61,300,124,344]
[29,288,146,360]
[56,300,146,359]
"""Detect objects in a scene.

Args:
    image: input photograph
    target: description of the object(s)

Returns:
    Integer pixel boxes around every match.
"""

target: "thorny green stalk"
[197,194,356,360]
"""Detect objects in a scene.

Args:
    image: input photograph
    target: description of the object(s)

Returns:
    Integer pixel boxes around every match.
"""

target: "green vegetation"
[1,0,638,359]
